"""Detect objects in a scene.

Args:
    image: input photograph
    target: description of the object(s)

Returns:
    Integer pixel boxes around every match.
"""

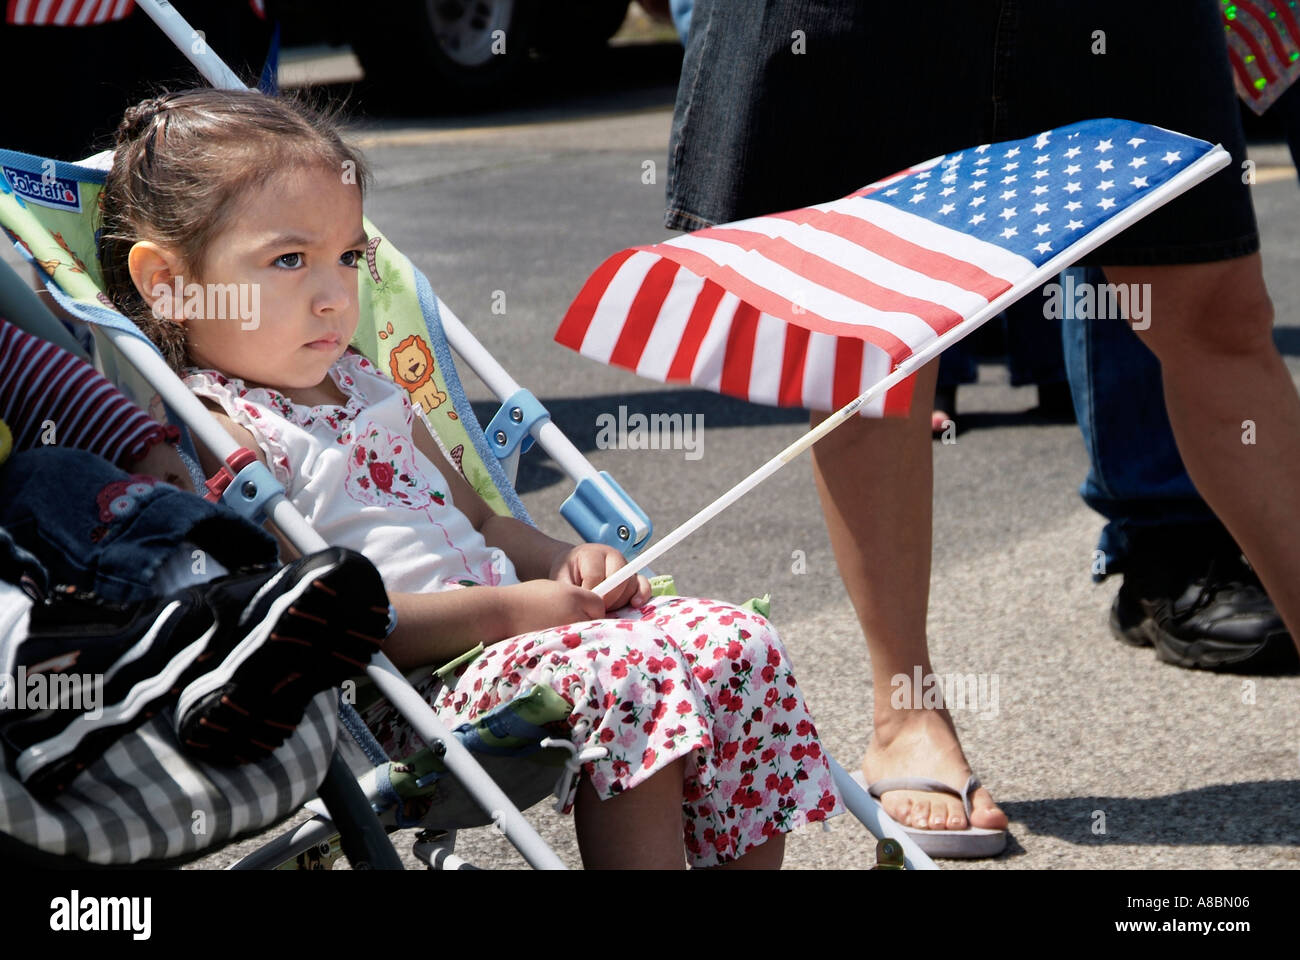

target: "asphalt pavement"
[195,57,1300,870]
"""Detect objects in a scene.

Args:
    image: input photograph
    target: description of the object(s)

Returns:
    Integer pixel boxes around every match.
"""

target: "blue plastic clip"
[484,388,549,460]
[560,472,652,559]
[203,448,283,524]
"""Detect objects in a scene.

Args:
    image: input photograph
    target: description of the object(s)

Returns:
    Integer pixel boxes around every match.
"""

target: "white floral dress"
[185,351,843,866]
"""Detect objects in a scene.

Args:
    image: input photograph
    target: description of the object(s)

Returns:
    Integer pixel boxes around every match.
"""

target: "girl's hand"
[548,543,652,612]
[499,580,606,638]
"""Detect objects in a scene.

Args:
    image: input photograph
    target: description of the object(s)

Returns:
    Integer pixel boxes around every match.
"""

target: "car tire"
[350,0,539,110]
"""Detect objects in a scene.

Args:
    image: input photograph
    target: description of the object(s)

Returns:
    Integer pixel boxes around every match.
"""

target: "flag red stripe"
[665,278,727,381]
[719,302,761,398]
[608,257,679,369]
[883,372,915,416]
[1238,1,1294,64]
[830,338,863,410]
[6,1,19,24]
[771,208,1009,303]
[778,325,810,407]
[1230,20,1279,82]
[700,227,963,336]
[1273,1,1300,47]
[652,244,914,365]
[554,247,638,351]
[1228,46,1260,98]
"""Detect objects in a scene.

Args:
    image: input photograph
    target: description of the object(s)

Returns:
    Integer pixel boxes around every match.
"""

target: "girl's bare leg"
[574,759,687,869]
[810,358,1007,833]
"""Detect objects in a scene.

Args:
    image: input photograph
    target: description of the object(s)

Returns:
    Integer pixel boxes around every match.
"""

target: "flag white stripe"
[580,250,658,361]
[704,211,996,317]
[662,233,939,349]
[75,0,98,24]
[34,0,57,23]
[745,313,788,407]
[54,0,77,25]
[689,291,741,394]
[857,343,891,417]
[801,331,838,413]
[113,0,131,20]
[636,269,704,381]
[11,0,32,24]
[827,198,1033,283]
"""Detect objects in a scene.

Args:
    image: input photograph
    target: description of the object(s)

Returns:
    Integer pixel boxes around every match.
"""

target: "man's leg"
[1103,254,1300,647]
[811,358,1007,832]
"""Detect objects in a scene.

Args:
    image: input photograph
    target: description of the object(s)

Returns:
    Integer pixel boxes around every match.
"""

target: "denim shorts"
[667,0,1259,265]
[0,448,277,606]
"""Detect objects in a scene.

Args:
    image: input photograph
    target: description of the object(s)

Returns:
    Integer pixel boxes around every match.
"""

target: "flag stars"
[1032,169,1050,179]
[1097,197,1116,210]
[1034,153,1051,165]
[1005,146,1021,158]
[1129,155,1147,169]
[1034,132,1051,149]
[941,174,957,184]
[1000,226,1018,239]
[970,179,987,190]
[1064,163,1081,175]
[1065,200,1082,211]
[883,188,900,196]
[970,212,987,225]
[1064,181,1082,193]
[1127,137,1146,148]
[1034,241,1053,254]
[1096,158,1115,172]
[1000,189,1017,200]
[909,192,927,203]
[1066,219,1084,230]
[969,195,986,207]
[1001,175,1018,184]
[912,181,927,190]
[1162,150,1181,164]
[1002,162,1020,171]
[1130,175,1149,188]
[1032,222,1051,236]
[939,202,956,215]
[1095,138,1114,153]
[916,171,931,180]
[975,156,991,166]
[1031,202,1049,215]
[940,186,956,196]
[1000,206,1018,220]
[1064,146,1082,158]
[1097,179,1115,191]
[1031,185,1049,196]
[975,144,990,153]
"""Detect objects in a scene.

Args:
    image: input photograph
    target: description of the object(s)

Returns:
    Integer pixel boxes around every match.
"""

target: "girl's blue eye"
[275,252,303,269]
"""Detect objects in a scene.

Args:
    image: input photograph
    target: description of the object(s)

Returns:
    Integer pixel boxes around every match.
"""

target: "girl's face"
[167,163,367,392]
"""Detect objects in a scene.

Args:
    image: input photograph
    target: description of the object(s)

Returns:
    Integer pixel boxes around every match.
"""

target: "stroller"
[0,0,933,870]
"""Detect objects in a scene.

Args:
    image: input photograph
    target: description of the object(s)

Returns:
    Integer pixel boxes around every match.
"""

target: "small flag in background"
[1224,0,1300,114]
[5,0,136,25]
[556,118,1227,418]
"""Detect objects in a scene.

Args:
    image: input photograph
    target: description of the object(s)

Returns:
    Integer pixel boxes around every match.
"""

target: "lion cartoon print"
[388,334,448,414]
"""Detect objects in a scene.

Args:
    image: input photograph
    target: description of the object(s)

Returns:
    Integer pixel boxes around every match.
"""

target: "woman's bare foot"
[862,707,1007,832]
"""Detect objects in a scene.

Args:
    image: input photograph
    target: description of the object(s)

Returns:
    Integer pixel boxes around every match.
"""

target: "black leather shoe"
[1111,546,1296,672]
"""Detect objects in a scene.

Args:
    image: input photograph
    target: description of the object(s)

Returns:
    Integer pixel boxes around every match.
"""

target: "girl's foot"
[861,707,1007,833]
[931,385,957,436]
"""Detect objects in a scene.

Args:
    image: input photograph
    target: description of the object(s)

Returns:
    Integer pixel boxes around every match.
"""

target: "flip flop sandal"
[851,770,1007,859]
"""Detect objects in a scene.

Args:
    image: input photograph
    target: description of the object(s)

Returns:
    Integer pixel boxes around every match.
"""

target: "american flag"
[5,0,266,25]
[556,118,1227,418]
[1224,0,1300,114]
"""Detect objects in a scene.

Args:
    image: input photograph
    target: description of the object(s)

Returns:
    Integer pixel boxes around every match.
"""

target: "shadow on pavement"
[1000,780,1300,846]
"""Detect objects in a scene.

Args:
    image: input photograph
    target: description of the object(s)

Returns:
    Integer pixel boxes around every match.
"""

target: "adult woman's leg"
[810,358,1008,833]
[1105,255,1300,644]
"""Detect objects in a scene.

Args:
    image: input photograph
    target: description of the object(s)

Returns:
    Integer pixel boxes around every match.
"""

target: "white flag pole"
[592,144,1230,599]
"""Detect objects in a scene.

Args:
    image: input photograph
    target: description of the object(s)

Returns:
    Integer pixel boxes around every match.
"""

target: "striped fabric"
[556,119,1225,418]
[0,681,337,865]
[0,318,179,468]
[4,0,267,25]
[1224,0,1300,114]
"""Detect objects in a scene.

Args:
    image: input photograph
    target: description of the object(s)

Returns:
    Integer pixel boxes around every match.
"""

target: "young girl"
[96,87,843,868]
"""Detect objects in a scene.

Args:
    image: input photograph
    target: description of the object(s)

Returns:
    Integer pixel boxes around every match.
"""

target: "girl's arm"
[409,412,650,606]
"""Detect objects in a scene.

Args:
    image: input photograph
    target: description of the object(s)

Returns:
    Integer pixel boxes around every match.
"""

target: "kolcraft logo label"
[2,166,82,212]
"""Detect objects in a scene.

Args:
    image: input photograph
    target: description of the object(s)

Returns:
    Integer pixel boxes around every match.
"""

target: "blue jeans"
[0,448,277,606]
[1060,266,1219,579]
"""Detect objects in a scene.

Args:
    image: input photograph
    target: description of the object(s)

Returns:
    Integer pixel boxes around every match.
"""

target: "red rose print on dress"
[343,419,440,510]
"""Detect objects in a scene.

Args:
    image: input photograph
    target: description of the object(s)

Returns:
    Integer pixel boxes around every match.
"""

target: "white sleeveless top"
[184,351,520,594]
